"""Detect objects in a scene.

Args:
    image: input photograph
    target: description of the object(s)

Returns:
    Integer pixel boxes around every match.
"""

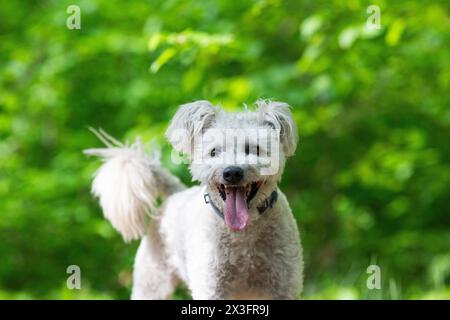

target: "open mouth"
[217,181,262,204]
[215,182,262,232]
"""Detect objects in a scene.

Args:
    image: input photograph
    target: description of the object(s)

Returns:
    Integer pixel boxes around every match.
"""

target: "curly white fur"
[256,100,298,157]
[84,129,182,242]
[86,101,303,299]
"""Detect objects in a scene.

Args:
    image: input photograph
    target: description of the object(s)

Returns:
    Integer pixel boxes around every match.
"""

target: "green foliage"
[0,0,449,299]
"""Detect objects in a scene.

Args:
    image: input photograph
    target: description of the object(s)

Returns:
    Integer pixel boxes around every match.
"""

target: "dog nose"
[223,166,244,184]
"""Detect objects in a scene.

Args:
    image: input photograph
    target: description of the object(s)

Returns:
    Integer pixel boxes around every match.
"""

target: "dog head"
[166,100,298,231]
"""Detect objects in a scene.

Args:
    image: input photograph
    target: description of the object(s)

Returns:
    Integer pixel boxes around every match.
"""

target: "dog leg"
[131,223,178,300]
[187,260,229,300]
[190,280,228,300]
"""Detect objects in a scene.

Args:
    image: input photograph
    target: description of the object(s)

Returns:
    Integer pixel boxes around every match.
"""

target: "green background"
[0,0,449,299]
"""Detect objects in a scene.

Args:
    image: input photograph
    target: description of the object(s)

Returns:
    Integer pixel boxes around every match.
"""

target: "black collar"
[204,190,278,220]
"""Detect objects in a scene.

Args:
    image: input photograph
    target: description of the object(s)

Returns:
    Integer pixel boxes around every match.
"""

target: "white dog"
[85,100,303,299]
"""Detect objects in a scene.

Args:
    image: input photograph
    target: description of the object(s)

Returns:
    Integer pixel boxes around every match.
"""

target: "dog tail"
[83,128,185,242]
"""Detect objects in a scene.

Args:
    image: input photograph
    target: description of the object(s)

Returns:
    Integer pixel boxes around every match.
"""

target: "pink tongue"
[224,187,249,231]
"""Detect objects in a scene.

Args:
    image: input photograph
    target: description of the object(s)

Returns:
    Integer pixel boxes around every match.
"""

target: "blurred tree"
[0,0,449,299]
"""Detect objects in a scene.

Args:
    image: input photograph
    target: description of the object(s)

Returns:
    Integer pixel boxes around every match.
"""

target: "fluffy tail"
[84,129,185,242]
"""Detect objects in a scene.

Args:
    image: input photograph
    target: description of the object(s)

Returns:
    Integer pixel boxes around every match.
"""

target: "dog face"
[166,100,298,231]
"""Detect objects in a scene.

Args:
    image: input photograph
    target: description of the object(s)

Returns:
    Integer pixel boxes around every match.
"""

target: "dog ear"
[166,100,217,155]
[257,100,298,157]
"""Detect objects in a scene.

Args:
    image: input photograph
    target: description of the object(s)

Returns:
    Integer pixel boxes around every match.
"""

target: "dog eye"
[210,148,216,157]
